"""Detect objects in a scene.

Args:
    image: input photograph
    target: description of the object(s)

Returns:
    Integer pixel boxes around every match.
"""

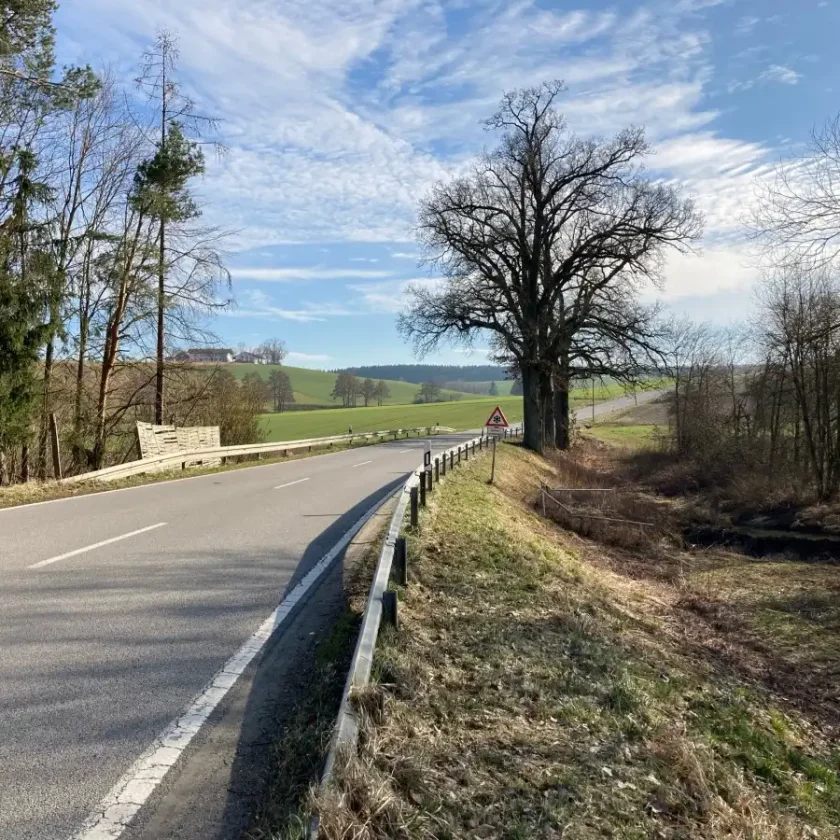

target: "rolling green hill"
[227,363,466,406]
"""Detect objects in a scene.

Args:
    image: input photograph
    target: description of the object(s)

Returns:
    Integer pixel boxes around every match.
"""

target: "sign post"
[484,405,509,484]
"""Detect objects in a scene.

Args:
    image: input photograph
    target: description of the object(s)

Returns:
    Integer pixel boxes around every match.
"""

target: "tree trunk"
[554,376,570,450]
[539,369,554,449]
[72,309,89,470]
[521,363,542,453]
[155,219,165,424]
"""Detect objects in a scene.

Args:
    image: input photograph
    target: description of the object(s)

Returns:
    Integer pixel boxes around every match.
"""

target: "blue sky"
[55,0,839,368]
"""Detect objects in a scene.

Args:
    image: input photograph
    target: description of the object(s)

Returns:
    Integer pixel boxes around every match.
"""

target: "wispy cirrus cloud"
[229,267,390,282]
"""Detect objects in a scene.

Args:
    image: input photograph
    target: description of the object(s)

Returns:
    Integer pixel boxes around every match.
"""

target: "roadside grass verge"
[315,445,840,839]
[584,422,659,449]
[0,431,429,511]
[246,505,391,840]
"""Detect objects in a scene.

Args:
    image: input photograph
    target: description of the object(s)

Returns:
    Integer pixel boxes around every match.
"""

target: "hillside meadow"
[228,364,466,406]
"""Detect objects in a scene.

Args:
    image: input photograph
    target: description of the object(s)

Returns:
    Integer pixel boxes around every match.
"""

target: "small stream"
[686,524,840,561]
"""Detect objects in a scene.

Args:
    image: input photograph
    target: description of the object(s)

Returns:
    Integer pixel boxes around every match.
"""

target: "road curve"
[0,391,665,840]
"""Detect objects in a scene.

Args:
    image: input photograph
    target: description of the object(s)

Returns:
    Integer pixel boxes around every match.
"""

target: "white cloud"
[654,244,760,300]
[346,277,442,313]
[229,267,390,282]
[60,0,752,251]
[59,0,786,327]
[760,64,801,85]
[287,351,332,363]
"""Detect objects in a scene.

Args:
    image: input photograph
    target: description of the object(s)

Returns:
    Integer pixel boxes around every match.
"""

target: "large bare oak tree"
[399,82,701,453]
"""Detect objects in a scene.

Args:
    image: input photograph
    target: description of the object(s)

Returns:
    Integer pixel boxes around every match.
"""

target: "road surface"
[0,390,665,840]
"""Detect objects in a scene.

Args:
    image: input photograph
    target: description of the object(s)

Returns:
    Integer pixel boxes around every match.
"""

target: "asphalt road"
[0,391,665,840]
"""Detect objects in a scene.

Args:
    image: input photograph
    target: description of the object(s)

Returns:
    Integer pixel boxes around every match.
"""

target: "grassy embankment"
[584,393,671,449]
[315,444,840,839]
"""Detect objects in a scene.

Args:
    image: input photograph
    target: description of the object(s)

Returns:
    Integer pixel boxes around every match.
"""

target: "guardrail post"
[394,536,408,586]
[434,457,440,483]
[410,486,419,526]
[419,476,427,507]
[383,590,398,628]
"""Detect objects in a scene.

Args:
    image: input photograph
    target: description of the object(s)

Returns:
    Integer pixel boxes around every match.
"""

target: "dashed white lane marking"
[28,523,167,570]
[273,477,310,490]
[398,449,414,454]
[67,500,384,840]
[352,460,373,468]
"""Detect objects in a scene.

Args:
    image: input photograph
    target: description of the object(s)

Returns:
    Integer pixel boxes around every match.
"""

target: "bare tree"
[268,368,294,412]
[373,379,390,406]
[753,115,840,268]
[260,338,287,365]
[361,377,376,407]
[400,82,700,452]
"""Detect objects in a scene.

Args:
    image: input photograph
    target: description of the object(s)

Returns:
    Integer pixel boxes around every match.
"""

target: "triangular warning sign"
[484,405,510,428]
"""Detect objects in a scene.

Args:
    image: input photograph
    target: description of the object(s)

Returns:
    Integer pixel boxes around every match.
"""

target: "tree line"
[331,373,391,407]
[339,364,507,384]
[0,4,231,483]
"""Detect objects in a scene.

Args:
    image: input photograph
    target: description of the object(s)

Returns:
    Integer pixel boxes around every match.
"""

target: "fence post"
[394,536,408,586]
[490,436,497,484]
[410,486,419,527]
[49,412,62,480]
[441,454,447,476]
[419,475,427,507]
[427,467,433,493]
[434,457,440,483]
[383,590,398,628]
[465,442,470,461]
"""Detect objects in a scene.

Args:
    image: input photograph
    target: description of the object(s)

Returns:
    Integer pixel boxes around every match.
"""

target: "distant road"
[576,386,668,421]
[0,391,666,840]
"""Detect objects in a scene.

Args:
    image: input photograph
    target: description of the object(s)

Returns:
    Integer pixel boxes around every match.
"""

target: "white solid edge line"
[67,503,380,840]
[352,460,373,468]
[273,477,310,490]
[28,523,168,570]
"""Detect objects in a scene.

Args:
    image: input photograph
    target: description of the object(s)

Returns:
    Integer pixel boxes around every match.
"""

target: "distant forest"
[339,365,509,384]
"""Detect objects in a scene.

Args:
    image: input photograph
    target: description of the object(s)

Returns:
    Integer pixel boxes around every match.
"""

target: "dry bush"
[542,447,682,554]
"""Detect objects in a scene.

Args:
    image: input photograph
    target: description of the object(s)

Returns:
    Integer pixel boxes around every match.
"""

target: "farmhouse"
[234,350,266,364]
[176,347,234,363]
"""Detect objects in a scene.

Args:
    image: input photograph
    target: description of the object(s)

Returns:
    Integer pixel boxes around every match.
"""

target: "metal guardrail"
[311,425,522,836]
[60,426,457,485]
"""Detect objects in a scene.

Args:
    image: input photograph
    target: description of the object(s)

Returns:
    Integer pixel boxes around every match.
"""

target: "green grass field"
[256,379,665,441]
[260,397,524,440]
[228,363,466,406]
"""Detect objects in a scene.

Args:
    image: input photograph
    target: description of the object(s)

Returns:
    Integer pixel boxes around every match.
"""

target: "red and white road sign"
[484,405,510,428]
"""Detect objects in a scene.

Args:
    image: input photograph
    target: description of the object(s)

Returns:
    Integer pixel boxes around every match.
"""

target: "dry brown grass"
[312,445,840,839]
